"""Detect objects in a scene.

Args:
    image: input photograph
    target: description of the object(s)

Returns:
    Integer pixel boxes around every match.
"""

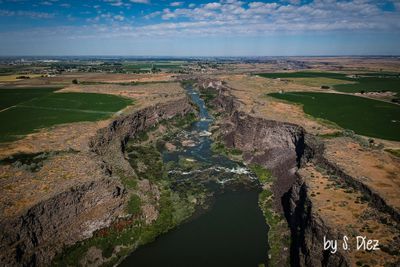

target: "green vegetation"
[211,141,243,158]
[252,164,290,267]
[126,145,164,182]
[0,151,49,172]
[317,131,344,139]
[199,87,218,108]
[257,71,400,94]
[385,149,400,158]
[171,112,197,128]
[127,195,141,215]
[269,92,400,141]
[249,164,273,184]
[0,87,60,110]
[53,186,198,267]
[122,62,183,72]
[0,89,133,142]
[54,132,205,267]
[79,80,174,86]
[257,71,350,79]
[334,76,400,94]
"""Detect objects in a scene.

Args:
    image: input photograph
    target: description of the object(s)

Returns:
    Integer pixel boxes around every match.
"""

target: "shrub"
[127,194,141,215]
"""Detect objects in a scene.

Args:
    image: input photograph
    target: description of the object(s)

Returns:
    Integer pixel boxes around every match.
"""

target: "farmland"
[0,88,133,142]
[122,61,184,72]
[257,71,400,94]
[0,87,60,110]
[268,92,400,141]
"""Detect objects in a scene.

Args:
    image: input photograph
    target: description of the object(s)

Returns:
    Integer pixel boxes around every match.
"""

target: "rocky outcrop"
[198,79,349,266]
[283,179,349,267]
[0,178,125,267]
[223,111,307,203]
[0,96,194,267]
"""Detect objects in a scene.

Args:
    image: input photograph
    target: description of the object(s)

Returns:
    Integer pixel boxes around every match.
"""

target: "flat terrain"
[257,71,400,94]
[299,163,400,267]
[268,92,400,141]
[0,87,60,110]
[0,79,187,220]
[0,89,132,142]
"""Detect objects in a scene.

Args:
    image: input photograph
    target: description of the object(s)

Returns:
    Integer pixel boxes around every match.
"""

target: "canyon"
[1,69,399,267]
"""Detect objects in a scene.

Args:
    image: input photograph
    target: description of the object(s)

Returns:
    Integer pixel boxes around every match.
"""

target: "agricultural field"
[268,92,400,141]
[257,71,400,94]
[0,88,133,142]
[0,74,43,82]
[0,87,60,110]
[122,61,184,72]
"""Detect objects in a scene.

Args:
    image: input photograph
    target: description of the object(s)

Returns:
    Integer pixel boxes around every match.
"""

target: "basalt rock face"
[0,97,193,267]
[89,97,194,172]
[283,178,349,267]
[203,81,310,206]
[0,178,125,267]
[223,110,307,205]
[199,79,348,266]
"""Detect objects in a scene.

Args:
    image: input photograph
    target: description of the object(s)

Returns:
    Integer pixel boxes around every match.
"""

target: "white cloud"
[114,14,125,21]
[2,0,400,42]
[0,9,55,19]
[170,2,183,7]
[204,2,221,9]
[40,1,53,6]
[130,0,149,3]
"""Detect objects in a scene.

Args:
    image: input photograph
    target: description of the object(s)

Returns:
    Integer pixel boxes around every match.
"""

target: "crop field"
[0,87,60,110]
[123,61,183,71]
[258,72,400,94]
[0,89,132,142]
[0,74,43,82]
[333,77,400,93]
[268,92,400,141]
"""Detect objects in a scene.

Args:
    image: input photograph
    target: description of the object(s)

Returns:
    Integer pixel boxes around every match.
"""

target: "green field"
[257,71,351,80]
[268,92,400,141]
[0,87,60,110]
[0,89,133,142]
[257,72,400,94]
[123,62,183,71]
[334,77,400,93]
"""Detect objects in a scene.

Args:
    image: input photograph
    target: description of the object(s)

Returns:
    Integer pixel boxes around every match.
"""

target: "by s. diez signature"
[323,236,380,254]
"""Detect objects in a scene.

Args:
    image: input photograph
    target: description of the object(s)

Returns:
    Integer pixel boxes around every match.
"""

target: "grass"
[249,164,273,184]
[256,71,351,79]
[53,187,196,267]
[385,149,400,158]
[126,145,164,182]
[0,89,133,142]
[334,77,400,93]
[269,92,400,141]
[126,195,141,215]
[288,77,354,88]
[53,144,202,267]
[251,164,290,267]
[122,62,182,71]
[0,87,60,110]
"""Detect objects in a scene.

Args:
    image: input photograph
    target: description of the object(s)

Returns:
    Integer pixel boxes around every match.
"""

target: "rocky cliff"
[0,96,193,267]
[198,79,349,266]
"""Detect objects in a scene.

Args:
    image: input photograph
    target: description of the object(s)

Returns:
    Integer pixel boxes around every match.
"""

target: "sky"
[0,0,400,56]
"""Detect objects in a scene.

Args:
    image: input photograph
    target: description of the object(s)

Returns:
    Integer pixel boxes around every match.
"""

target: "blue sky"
[0,0,399,56]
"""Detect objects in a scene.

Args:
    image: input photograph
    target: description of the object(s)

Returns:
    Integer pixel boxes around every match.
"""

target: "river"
[120,85,269,267]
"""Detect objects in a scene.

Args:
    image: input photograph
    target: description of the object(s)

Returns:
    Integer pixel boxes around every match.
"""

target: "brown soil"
[299,164,400,267]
